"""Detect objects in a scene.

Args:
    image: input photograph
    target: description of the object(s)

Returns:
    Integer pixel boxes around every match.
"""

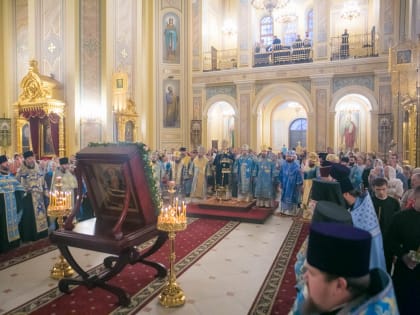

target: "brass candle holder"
[47,176,74,280]
[157,199,187,308]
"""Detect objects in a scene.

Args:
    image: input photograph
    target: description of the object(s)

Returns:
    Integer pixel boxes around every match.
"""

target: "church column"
[374,69,392,158]
[379,0,397,52]
[235,80,255,148]
[310,75,333,152]
[192,83,205,148]
[312,0,329,61]
[158,0,187,151]
[191,0,202,72]
[306,111,316,153]
[237,0,252,68]
[78,0,103,150]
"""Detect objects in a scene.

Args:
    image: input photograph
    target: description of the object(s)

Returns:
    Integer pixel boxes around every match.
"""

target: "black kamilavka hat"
[307,222,371,278]
[312,201,352,225]
[23,151,34,159]
[59,157,69,165]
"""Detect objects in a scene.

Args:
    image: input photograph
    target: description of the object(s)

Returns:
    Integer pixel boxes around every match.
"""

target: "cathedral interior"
[0,0,419,165]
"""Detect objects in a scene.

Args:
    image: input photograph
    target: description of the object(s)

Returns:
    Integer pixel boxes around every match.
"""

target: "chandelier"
[341,1,361,21]
[274,3,297,24]
[251,0,289,15]
[222,19,237,36]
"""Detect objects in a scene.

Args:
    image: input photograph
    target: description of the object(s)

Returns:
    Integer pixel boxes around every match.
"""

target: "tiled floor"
[0,215,293,315]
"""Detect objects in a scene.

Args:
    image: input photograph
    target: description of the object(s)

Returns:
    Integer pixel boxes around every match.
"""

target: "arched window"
[284,20,298,46]
[260,15,274,47]
[289,118,307,148]
[306,9,313,40]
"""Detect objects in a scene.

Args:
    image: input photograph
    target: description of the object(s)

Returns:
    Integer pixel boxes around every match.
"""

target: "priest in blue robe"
[15,151,48,242]
[277,150,303,216]
[0,155,25,252]
[253,146,275,207]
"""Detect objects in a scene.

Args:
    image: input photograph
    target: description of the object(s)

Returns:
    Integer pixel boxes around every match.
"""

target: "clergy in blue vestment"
[277,150,303,216]
[290,222,399,315]
[337,175,387,272]
[233,144,256,202]
[0,155,25,253]
[15,151,48,242]
[253,146,275,207]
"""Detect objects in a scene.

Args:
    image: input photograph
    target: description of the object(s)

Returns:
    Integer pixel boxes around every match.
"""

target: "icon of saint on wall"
[164,85,180,128]
[163,14,179,63]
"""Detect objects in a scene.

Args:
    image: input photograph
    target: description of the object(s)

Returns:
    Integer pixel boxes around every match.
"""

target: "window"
[289,118,307,148]
[290,118,307,131]
[307,9,313,40]
[284,20,298,46]
[260,15,274,47]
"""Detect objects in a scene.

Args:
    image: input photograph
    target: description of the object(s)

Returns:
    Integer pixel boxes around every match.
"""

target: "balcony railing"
[330,31,378,61]
[253,44,313,67]
[201,31,379,71]
[203,47,237,71]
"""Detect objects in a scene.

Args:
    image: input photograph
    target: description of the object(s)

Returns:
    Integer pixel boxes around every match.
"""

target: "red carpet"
[0,238,55,270]
[6,218,239,315]
[187,199,277,223]
[248,219,310,315]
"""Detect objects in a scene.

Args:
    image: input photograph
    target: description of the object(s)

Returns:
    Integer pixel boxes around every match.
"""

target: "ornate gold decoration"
[47,176,74,280]
[14,60,66,157]
[389,42,420,166]
[18,60,59,102]
[114,99,138,142]
[157,195,187,308]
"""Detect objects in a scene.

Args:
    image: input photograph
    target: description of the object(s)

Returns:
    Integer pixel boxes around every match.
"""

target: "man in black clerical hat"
[329,165,387,272]
[291,222,399,315]
[294,200,353,292]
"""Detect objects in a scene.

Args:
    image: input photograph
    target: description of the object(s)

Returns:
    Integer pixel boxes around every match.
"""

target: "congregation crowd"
[1,142,420,314]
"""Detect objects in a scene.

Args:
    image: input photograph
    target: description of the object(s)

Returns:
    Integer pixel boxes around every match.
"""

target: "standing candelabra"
[47,176,74,280]
[157,197,187,307]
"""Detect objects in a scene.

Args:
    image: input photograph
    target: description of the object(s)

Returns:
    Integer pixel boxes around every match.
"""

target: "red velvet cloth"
[19,108,60,157]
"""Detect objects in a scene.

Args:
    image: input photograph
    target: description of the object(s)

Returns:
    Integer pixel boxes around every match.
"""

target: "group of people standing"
[291,149,420,314]
[2,143,419,314]
[0,151,91,254]
[150,144,306,214]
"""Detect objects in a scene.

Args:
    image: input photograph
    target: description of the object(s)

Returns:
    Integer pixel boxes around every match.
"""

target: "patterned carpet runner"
[248,218,310,315]
[5,218,239,315]
[0,238,55,270]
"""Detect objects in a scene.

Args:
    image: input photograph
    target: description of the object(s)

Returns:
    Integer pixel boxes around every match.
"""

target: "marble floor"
[0,215,294,315]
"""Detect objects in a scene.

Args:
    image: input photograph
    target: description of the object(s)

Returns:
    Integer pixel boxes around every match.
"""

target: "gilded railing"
[203,48,237,71]
[329,31,378,61]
